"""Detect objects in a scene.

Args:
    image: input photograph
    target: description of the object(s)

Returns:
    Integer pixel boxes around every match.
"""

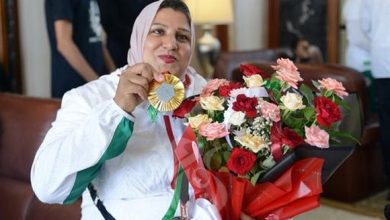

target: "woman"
[31,0,219,219]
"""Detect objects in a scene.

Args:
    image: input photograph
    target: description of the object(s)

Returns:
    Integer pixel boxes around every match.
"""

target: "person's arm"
[31,64,164,205]
[54,20,99,81]
[102,42,116,72]
[31,70,135,204]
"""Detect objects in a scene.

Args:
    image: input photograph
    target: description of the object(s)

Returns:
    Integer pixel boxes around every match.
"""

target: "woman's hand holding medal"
[114,63,185,114]
[114,63,164,113]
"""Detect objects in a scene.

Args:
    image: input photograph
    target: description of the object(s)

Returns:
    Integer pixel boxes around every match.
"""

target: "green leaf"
[202,145,221,170]
[197,138,205,152]
[215,111,225,123]
[328,130,360,145]
[337,99,351,111]
[265,77,282,91]
[303,107,316,121]
[284,115,304,128]
[210,152,223,170]
[250,171,264,185]
[222,150,231,163]
[299,84,314,105]
[312,80,320,89]
[324,90,333,98]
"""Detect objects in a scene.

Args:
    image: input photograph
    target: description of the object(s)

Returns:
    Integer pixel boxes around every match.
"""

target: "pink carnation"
[271,58,303,89]
[198,122,229,141]
[200,79,230,97]
[304,125,329,149]
[260,101,280,122]
[318,78,348,99]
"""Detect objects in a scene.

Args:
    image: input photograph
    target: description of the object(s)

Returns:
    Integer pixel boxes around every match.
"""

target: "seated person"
[290,35,324,64]
[30,0,221,219]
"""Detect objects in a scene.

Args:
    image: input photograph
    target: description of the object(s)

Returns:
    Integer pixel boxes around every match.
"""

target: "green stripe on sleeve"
[64,117,133,204]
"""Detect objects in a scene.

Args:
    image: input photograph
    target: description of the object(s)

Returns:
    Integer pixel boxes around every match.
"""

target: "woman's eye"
[177,34,190,42]
[151,29,164,35]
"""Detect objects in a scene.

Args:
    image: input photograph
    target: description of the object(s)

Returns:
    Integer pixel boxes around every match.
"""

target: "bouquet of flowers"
[173,58,357,219]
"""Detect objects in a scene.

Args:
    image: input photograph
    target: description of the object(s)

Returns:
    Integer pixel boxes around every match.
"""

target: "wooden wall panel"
[0,0,22,93]
[216,25,229,52]
[0,0,8,68]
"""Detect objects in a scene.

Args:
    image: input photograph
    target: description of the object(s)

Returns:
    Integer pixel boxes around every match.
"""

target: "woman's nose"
[162,35,178,50]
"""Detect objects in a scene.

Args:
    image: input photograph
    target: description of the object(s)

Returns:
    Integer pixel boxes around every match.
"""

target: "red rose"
[226,148,256,175]
[281,127,304,148]
[314,96,342,127]
[218,82,242,97]
[232,94,258,118]
[240,64,270,79]
[270,123,304,161]
[172,98,197,118]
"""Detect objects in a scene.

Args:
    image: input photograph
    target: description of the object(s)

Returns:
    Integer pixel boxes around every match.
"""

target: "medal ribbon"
[162,115,184,219]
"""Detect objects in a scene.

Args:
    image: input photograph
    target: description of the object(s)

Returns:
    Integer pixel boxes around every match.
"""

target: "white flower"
[234,133,268,153]
[200,96,225,111]
[188,114,211,130]
[244,74,264,88]
[280,92,305,111]
[227,111,246,126]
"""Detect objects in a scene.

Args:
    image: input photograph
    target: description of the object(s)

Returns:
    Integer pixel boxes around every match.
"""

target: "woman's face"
[295,40,310,59]
[143,8,191,76]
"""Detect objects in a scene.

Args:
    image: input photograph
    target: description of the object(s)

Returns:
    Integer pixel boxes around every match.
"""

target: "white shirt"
[361,0,390,78]
[31,66,221,219]
[342,0,370,72]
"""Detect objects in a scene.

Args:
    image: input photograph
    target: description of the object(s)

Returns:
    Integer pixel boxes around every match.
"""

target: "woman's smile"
[158,54,177,64]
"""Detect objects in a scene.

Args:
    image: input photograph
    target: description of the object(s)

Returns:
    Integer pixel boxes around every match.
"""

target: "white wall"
[231,0,268,51]
[19,0,51,97]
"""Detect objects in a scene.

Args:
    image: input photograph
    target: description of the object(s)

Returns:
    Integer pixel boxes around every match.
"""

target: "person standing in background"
[361,0,390,200]
[343,0,370,73]
[45,0,116,98]
[343,0,377,113]
[97,0,155,67]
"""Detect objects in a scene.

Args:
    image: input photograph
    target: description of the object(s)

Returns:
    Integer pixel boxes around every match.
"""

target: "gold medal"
[148,73,185,112]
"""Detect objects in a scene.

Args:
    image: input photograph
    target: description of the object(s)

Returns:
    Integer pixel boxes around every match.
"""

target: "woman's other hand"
[114,63,164,113]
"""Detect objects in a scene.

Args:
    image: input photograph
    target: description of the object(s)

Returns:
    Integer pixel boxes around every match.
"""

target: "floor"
[295,190,389,220]
[296,205,382,220]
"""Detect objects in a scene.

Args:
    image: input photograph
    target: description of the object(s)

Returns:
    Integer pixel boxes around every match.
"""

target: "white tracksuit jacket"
[30,66,221,220]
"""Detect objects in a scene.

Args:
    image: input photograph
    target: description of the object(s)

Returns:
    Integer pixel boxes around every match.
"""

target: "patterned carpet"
[296,190,389,220]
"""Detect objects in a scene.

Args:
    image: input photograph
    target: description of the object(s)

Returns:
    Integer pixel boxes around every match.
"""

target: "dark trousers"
[375,78,390,180]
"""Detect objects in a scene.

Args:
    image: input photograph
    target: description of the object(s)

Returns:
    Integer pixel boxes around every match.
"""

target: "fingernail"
[157,74,164,82]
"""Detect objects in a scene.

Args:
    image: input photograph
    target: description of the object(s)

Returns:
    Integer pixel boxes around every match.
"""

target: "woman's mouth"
[158,55,176,64]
